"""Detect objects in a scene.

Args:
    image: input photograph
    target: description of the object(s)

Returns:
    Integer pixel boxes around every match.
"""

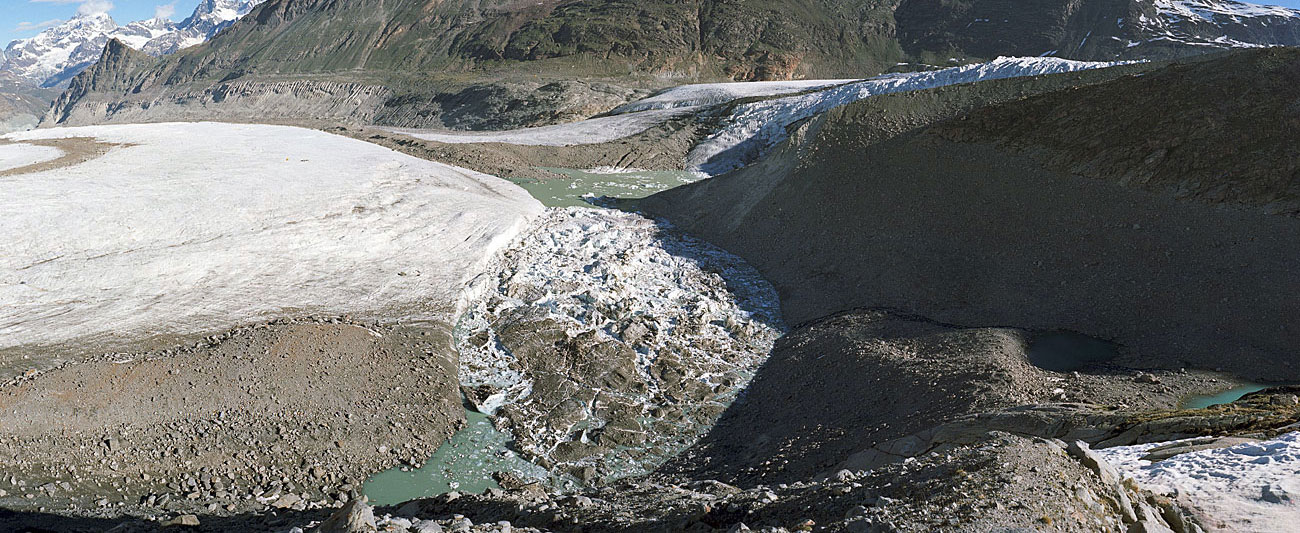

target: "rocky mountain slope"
[0,75,58,133]
[40,0,1300,130]
[633,47,1300,384]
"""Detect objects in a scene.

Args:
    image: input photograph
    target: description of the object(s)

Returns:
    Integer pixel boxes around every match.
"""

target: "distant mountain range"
[0,0,264,88]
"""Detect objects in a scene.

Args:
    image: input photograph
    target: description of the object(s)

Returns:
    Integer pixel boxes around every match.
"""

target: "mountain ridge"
[39,0,1300,130]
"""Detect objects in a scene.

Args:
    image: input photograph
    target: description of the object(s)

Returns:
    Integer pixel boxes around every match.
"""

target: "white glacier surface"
[0,122,543,352]
[1097,431,1300,532]
[0,143,63,172]
[687,56,1140,174]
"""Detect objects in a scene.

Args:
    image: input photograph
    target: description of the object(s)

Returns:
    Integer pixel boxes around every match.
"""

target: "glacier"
[0,142,63,172]
[0,122,542,352]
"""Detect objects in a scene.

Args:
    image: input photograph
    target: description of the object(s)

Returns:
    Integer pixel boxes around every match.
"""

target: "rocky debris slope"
[831,386,1300,477]
[370,433,1200,533]
[333,113,706,184]
[632,47,1300,381]
[456,208,784,483]
[657,309,1227,486]
[0,317,464,521]
[932,46,1300,214]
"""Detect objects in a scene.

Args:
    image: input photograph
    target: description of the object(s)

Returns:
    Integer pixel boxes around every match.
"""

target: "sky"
[1,0,203,47]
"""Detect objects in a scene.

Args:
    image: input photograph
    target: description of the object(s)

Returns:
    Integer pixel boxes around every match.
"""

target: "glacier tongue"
[687,56,1140,175]
[0,122,542,353]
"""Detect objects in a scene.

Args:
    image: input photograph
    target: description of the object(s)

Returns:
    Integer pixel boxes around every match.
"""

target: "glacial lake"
[361,409,548,505]
[1025,331,1119,372]
[1181,383,1273,410]
[507,167,704,208]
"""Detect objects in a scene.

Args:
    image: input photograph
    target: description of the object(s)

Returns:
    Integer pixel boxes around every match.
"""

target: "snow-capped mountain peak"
[0,0,265,88]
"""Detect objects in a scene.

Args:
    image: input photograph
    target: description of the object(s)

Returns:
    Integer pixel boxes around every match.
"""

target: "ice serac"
[0,122,543,352]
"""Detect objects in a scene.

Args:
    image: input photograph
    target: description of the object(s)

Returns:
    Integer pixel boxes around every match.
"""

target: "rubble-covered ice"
[456,208,784,481]
[688,56,1140,174]
[1097,431,1300,532]
[1,122,542,352]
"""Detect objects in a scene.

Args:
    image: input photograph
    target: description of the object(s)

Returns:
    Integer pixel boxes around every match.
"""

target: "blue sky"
[2,0,203,47]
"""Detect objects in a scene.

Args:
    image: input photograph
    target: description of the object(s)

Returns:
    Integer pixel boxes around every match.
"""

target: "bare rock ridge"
[632,47,1300,384]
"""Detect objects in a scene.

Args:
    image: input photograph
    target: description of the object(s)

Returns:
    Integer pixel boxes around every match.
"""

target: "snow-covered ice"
[687,56,1139,174]
[608,79,859,114]
[1097,431,1300,532]
[0,143,62,172]
[384,108,692,147]
[1,122,542,351]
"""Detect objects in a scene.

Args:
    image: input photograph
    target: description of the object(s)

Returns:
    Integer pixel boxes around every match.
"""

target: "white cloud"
[13,18,64,33]
[154,2,177,20]
[29,0,115,16]
[75,0,114,16]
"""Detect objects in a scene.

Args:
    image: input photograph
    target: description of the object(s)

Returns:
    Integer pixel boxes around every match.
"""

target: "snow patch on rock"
[1097,431,1300,532]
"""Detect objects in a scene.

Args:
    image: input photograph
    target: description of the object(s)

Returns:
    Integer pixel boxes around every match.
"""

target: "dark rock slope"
[633,48,1300,383]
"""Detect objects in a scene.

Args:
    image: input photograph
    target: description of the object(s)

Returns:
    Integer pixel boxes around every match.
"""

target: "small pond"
[1180,383,1273,410]
[361,409,549,506]
[1025,331,1119,372]
[507,167,704,208]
